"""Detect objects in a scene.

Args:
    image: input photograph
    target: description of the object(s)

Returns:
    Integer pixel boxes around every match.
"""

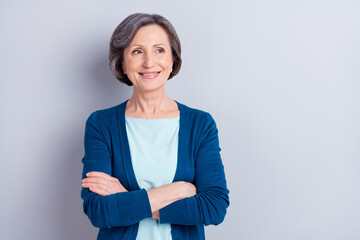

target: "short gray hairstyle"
[109,13,182,86]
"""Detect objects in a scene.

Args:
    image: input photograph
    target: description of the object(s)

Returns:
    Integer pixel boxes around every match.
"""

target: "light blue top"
[125,115,180,240]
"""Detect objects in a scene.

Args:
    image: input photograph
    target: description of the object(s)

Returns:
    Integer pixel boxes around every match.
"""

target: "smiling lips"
[139,71,161,79]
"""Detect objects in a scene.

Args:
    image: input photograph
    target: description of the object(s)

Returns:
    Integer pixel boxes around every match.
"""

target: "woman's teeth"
[140,72,159,76]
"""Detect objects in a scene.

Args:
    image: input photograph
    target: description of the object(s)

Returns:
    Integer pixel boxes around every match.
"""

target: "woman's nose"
[142,53,155,68]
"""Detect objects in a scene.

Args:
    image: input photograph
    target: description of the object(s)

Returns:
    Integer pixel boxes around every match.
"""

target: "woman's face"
[122,24,173,92]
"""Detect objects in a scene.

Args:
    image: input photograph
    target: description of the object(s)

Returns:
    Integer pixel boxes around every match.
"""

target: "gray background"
[1,0,359,239]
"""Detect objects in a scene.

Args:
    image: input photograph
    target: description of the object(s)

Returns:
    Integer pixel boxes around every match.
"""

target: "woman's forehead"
[129,24,170,46]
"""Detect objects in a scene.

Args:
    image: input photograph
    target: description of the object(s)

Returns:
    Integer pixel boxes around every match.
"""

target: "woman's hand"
[82,172,128,196]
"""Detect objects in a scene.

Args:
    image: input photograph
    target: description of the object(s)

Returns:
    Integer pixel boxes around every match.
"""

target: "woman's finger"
[83,177,112,186]
[83,182,108,191]
[83,175,125,189]
[86,171,113,180]
[84,183,111,195]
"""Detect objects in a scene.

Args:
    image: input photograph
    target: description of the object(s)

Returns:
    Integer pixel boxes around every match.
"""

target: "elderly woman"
[81,13,229,240]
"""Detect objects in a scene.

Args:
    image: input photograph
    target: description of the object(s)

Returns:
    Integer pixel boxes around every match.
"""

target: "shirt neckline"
[125,115,180,120]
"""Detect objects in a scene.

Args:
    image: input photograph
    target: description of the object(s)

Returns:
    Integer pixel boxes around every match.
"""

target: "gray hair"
[109,13,182,86]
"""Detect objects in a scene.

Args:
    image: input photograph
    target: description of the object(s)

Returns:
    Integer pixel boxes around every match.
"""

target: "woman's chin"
[134,82,166,93]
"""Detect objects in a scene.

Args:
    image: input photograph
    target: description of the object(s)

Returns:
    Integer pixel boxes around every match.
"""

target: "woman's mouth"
[139,71,161,79]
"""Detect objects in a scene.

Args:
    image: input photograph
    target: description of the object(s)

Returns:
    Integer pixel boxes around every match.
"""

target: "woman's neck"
[125,89,179,119]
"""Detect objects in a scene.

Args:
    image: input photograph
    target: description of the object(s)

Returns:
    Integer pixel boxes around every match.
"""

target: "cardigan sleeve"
[80,111,152,228]
[159,113,230,226]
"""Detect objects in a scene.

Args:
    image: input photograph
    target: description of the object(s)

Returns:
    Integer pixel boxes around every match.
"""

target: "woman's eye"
[156,48,164,53]
[132,50,142,54]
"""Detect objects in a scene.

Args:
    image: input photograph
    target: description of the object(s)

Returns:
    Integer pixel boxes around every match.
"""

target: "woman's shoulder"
[176,101,216,125]
[85,101,126,126]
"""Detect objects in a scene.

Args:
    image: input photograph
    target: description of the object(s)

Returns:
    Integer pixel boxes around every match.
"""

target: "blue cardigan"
[81,100,230,240]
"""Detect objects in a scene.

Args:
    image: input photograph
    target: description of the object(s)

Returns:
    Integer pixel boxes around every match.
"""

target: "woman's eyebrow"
[153,44,166,47]
[129,43,167,48]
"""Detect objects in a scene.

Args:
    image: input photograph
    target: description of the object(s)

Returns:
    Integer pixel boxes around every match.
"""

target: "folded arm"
[82,172,196,220]
[81,112,196,228]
